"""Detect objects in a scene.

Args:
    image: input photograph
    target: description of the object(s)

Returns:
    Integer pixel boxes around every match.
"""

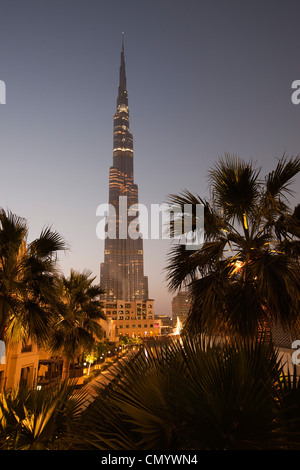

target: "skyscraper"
[100,36,149,303]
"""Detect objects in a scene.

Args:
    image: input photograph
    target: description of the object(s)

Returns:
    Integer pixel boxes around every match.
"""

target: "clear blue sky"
[0,0,299,315]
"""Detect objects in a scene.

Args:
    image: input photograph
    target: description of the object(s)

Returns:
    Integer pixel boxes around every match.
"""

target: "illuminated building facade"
[101,299,161,339]
[100,37,149,304]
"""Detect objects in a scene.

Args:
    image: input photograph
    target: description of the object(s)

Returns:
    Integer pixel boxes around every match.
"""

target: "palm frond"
[0,381,87,449]
[208,154,260,220]
[0,209,28,250]
[265,155,300,203]
[73,336,286,450]
[165,243,199,291]
[28,226,68,259]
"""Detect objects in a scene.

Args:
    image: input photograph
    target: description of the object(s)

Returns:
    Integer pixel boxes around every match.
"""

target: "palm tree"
[0,209,67,347]
[165,154,300,339]
[50,269,107,379]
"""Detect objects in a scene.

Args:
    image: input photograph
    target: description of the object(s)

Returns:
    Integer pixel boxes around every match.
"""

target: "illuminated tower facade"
[100,37,149,302]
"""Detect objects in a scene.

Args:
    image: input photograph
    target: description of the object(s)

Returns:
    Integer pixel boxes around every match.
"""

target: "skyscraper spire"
[117,33,127,108]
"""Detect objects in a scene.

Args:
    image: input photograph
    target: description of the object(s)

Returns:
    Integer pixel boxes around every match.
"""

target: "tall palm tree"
[50,269,107,378]
[165,154,300,339]
[0,209,67,347]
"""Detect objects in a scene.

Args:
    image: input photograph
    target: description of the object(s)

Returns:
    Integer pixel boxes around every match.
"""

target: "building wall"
[102,299,161,339]
[99,317,117,342]
[1,341,40,390]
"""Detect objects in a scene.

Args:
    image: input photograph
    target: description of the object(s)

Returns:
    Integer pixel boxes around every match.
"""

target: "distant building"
[172,290,191,328]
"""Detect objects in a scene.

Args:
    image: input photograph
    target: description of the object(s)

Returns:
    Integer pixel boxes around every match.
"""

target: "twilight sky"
[0,0,299,316]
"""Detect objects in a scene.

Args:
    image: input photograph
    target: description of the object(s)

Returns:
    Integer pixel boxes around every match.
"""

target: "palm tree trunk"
[62,358,70,381]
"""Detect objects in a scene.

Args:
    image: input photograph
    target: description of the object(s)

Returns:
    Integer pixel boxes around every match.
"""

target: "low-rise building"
[102,299,161,340]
